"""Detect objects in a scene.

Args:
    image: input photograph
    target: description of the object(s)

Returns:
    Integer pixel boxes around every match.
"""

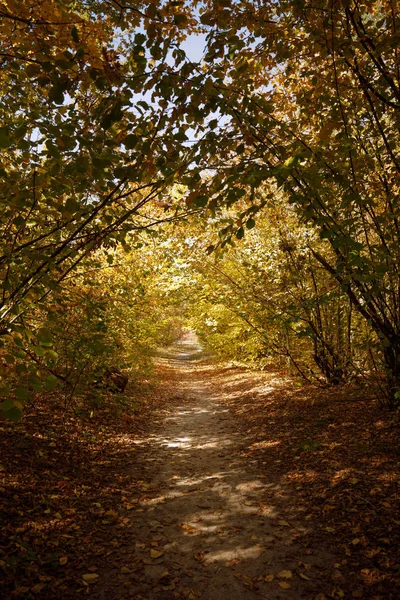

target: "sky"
[180,32,207,62]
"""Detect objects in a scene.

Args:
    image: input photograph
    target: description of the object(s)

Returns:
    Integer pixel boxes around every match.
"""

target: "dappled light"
[1,0,400,597]
[1,334,399,599]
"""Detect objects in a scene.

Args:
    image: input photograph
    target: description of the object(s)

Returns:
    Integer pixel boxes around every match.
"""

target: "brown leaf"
[120,567,130,574]
[82,573,99,583]
[278,570,293,579]
[279,581,291,589]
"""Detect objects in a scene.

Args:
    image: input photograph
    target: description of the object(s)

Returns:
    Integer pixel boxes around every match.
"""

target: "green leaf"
[0,127,12,148]
[71,26,80,43]
[1,398,14,412]
[38,328,52,347]
[6,407,22,422]
[44,375,58,392]
[284,156,299,167]
[30,378,43,392]
[246,218,256,229]
[26,64,41,77]
[45,350,59,362]
[236,227,244,240]
[34,346,46,357]
[193,195,208,208]
[49,84,65,105]
[15,388,30,401]
[124,134,138,149]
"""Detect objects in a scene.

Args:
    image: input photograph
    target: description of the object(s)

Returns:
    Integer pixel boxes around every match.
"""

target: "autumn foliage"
[0,1,400,595]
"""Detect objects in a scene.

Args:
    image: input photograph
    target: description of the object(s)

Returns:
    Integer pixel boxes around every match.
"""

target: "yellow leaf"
[278,520,290,527]
[278,570,293,579]
[59,556,68,565]
[279,581,291,589]
[82,573,99,583]
[120,566,130,574]
[150,549,164,559]
[265,574,274,582]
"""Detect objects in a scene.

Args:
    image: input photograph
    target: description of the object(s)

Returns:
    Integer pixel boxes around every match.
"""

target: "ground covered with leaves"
[1,344,399,600]
[206,364,400,599]
[0,376,169,599]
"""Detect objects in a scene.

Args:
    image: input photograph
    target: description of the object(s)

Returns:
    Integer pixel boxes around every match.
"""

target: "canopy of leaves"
[1,0,400,417]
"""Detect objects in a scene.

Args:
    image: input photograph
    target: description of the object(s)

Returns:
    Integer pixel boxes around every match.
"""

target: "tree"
[0,0,199,333]
[0,0,200,419]
[1,0,400,409]
[162,0,400,406]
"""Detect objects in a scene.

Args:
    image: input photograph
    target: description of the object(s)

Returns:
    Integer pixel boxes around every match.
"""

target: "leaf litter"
[0,336,399,599]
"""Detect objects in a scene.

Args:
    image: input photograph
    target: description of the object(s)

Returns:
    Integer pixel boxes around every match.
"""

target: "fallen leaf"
[279,581,291,589]
[278,570,293,579]
[59,556,68,566]
[194,553,205,563]
[265,574,275,582]
[120,567,130,574]
[105,509,118,518]
[82,573,99,583]
[150,549,164,559]
[159,571,169,580]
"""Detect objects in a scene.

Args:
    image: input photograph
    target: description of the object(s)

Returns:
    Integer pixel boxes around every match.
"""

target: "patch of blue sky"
[180,32,208,62]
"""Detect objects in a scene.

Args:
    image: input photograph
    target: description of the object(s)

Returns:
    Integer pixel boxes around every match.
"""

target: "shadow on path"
[100,333,334,599]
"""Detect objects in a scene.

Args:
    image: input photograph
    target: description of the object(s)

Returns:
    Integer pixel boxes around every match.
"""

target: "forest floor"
[1,334,399,600]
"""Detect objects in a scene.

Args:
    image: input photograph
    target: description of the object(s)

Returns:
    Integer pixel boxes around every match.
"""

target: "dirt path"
[99,335,335,600]
[2,334,398,599]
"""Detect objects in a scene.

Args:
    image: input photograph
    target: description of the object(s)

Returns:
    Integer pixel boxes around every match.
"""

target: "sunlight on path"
[101,333,334,600]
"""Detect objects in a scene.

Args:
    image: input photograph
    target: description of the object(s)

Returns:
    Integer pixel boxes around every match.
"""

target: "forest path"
[99,333,334,600]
